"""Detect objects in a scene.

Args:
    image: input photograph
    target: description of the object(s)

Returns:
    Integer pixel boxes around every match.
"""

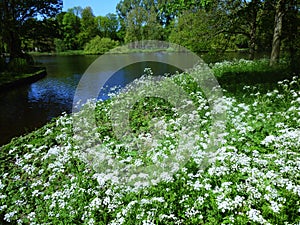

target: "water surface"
[0,53,183,146]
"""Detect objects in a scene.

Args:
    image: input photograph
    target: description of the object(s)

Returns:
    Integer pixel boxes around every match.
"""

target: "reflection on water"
[98,61,182,100]
[0,55,98,146]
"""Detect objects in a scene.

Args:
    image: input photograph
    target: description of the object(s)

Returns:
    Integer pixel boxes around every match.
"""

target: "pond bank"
[0,67,47,91]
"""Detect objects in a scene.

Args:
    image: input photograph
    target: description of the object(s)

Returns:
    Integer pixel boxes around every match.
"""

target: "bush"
[84,36,119,55]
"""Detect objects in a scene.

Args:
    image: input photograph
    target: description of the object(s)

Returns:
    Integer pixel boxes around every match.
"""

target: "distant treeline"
[0,0,299,66]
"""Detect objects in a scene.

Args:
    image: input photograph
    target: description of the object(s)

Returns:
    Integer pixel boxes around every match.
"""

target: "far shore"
[28,48,249,57]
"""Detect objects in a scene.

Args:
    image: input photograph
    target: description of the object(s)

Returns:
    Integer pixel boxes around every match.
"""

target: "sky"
[63,0,120,16]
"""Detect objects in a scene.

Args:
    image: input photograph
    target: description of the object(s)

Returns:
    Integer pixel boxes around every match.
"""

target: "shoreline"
[0,67,47,91]
[28,48,250,57]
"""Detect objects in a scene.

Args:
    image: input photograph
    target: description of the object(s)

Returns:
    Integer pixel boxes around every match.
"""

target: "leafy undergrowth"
[212,59,292,87]
[0,67,299,225]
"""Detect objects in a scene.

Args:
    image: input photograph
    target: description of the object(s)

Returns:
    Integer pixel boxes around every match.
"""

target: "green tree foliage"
[62,11,81,50]
[143,6,165,40]
[0,0,62,61]
[81,7,97,32]
[84,36,119,54]
[1,0,294,67]
[22,18,60,52]
[124,7,147,42]
[169,8,229,53]
[117,0,167,42]
[79,6,98,48]
[96,13,119,40]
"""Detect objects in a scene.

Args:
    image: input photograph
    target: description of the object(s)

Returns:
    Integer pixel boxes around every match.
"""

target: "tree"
[22,18,60,52]
[270,0,288,66]
[116,0,144,42]
[282,0,300,70]
[213,0,264,59]
[143,6,164,40]
[0,0,62,61]
[124,7,147,43]
[270,0,299,66]
[75,6,98,48]
[62,11,81,50]
[96,13,119,40]
[169,9,226,52]
[117,0,167,43]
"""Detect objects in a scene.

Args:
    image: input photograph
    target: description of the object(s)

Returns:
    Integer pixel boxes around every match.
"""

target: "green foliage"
[211,59,292,93]
[212,59,272,77]
[129,97,175,134]
[54,38,67,53]
[0,69,299,224]
[169,10,221,52]
[0,0,62,59]
[96,14,119,40]
[61,12,81,50]
[7,58,29,73]
[84,36,119,54]
[80,7,98,43]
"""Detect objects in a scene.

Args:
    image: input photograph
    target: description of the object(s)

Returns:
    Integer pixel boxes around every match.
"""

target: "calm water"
[0,53,185,146]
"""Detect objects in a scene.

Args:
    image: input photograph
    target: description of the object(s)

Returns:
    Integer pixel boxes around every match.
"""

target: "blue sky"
[63,0,120,16]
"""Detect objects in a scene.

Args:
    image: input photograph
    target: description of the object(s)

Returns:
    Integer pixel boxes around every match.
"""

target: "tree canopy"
[0,0,299,67]
[0,0,63,61]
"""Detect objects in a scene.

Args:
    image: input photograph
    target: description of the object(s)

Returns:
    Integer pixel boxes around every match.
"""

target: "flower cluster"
[0,70,299,224]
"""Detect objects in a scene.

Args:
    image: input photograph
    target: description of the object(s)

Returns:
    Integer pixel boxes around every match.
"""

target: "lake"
[0,53,186,146]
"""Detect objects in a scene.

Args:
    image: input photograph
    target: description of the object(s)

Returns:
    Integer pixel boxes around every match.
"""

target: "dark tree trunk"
[249,18,257,60]
[2,0,22,62]
[287,0,298,72]
[8,31,22,61]
[248,0,259,60]
[270,0,287,66]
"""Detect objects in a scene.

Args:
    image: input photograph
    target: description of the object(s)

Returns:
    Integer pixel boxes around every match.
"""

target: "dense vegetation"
[0,0,299,68]
[0,0,299,224]
[0,61,299,224]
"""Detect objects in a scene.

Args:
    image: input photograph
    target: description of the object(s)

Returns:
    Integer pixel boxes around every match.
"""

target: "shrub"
[84,36,119,55]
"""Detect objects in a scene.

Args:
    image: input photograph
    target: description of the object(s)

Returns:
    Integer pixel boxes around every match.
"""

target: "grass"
[29,50,86,56]
[0,67,46,89]
[109,46,179,54]
[211,58,294,93]
[0,61,299,224]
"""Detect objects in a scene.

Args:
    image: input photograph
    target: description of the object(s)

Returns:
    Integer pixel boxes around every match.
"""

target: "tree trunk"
[270,0,286,66]
[248,0,259,60]
[2,0,22,62]
[249,19,257,60]
[287,0,298,72]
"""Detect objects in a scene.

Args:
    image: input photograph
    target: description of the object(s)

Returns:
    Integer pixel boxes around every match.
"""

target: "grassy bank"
[29,50,86,56]
[29,48,177,56]
[211,59,295,93]
[0,61,299,224]
[0,67,46,91]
